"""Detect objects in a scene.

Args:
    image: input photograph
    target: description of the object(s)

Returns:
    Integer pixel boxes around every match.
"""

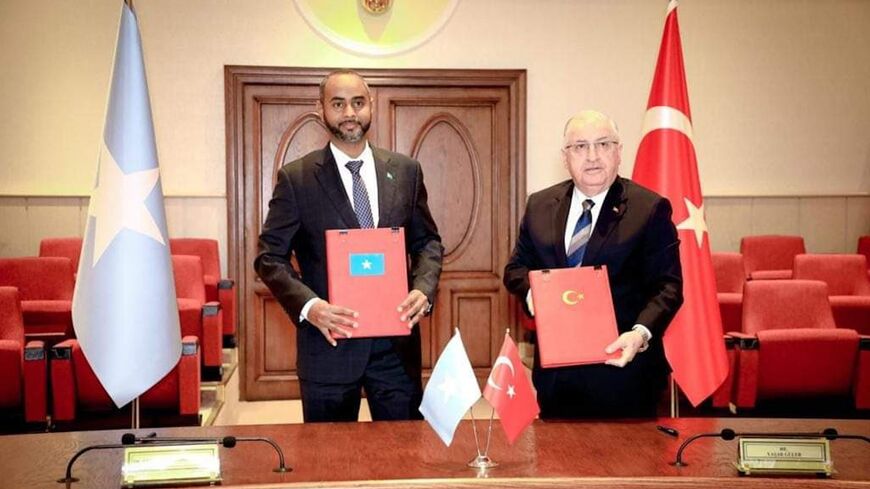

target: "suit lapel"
[552,182,574,267]
[373,147,398,226]
[584,177,627,264]
[313,145,360,228]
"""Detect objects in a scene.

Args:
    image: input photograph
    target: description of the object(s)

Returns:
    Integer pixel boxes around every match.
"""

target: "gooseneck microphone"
[671,429,736,467]
[58,443,128,484]
[121,432,291,473]
[672,427,870,466]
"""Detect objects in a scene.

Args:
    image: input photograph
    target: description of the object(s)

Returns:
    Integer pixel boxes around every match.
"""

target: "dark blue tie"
[345,160,375,228]
[566,199,594,267]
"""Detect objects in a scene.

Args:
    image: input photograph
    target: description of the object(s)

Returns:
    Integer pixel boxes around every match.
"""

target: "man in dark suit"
[255,70,443,422]
[504,110,683,418]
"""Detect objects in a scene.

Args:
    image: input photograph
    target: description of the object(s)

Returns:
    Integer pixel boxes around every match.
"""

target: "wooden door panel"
[379,87,508,374]
[227,67,525,400]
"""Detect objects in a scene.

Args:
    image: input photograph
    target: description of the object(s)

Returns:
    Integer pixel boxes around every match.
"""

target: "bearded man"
[255,70,443,422]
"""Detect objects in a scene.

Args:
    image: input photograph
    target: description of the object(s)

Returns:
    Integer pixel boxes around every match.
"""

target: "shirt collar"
[573,184,610,209]
[330,142,373,170]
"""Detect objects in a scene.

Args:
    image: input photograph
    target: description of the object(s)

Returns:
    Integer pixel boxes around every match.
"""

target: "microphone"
[121,433,291,473]
[57,443,128,484]
[671,429,734,467]
[120,432,236,447]
[671,427,869,466]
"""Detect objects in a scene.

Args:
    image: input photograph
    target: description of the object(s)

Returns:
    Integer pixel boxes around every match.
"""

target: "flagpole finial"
[667,0,678,14]
[505,328,510,336]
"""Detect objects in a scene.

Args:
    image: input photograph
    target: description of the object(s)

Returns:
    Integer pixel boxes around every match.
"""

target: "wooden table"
[2,418,868,488]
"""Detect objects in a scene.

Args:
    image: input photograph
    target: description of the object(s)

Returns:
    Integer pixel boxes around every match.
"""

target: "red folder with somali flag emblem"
[325,227,409,339]
[528,266,620,367]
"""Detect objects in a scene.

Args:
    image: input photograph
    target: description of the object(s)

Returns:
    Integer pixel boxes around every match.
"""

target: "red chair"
[712,252,745,334]
[793,254,870,335]
[740,235,805,280]
[729,280,870,410]
[709,252,747,408]
[173,255,223,376]
[0,287,47,427]
[38,237,83,279]
[0,257,74,343]
[858,236,870,279]
[170,239,237,347]
[50,336,200,429]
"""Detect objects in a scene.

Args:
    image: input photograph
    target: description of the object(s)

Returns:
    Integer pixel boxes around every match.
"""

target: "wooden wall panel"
[226,67,526,400]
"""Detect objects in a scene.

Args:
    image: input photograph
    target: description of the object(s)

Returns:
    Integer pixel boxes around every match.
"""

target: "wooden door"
[225,67,526,400]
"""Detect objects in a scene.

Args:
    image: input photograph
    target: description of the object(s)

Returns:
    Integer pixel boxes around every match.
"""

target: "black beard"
[326,119,370,143]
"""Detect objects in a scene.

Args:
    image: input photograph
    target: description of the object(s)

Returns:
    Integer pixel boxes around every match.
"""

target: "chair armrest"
[729,331,758,350]
[23,340,47,423]
[855,335,870,409]
[178,336,200,416]
[200,302,222,368]
[50,339,78,421]
[712,335,739,408]
[217,281,237,337]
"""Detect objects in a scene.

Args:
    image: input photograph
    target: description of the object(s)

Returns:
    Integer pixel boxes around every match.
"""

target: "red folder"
[325,227,409,338]
[529,266,620,367]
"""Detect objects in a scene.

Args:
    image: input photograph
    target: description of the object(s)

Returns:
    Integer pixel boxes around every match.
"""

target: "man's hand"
[604,329,647,368]
[307,299,358,347]
[397,289,430,329]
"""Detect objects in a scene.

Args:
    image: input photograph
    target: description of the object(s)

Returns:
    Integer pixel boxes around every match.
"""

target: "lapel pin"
[612,206,619,213]
[387,172,394,180]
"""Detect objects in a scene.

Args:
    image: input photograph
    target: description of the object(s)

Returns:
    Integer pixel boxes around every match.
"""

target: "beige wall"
[1,0,869,264]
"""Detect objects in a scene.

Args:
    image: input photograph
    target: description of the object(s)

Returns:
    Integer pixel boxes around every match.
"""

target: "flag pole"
[131,397,140,429]
[670,376,679,418]
[468,405,483,458]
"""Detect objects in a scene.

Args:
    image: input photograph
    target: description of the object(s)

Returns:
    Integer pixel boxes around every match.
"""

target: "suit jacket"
[255,144,443,384]
[504,177,683,370]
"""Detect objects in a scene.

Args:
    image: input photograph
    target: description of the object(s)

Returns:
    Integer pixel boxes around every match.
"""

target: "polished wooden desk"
[1,418,868,488]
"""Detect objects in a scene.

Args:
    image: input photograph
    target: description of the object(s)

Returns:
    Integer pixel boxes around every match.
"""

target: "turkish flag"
[483,334,539,444]
[631,0,728,406]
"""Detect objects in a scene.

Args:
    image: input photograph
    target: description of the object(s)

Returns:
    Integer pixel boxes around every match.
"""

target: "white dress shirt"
[300,142,380,322]
[330,142,380,228]
[563,186,608,255]
[527,183,653,344]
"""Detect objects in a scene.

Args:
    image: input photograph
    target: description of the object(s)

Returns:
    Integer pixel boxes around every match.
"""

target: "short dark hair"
[319,70,371,103]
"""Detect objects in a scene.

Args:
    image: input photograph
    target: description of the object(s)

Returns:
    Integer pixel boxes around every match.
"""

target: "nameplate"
[121,443,221,487]
[735,437,832,477]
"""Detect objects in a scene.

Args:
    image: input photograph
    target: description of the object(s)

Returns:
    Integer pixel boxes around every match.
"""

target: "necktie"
[566,199,594,267]
[345,160,375,228]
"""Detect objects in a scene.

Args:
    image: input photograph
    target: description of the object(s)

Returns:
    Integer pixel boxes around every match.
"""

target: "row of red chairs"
[740,234,870,280]
[0,238,234,376]
[711,279,870,411]
[714,252,870,335]
[38,237,237,347]
[0,287,200,430]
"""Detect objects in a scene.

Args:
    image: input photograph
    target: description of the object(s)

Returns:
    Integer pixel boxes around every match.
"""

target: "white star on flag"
[506,385,516,399]
[71,2,181,409]
[88,142,165,266]
[362,259,372,270]
[676,197,708,247]
[438,376,459,403]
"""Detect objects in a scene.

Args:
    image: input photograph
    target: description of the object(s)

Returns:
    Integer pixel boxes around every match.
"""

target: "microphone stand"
[58,444,126,484]
[673,428,870,467]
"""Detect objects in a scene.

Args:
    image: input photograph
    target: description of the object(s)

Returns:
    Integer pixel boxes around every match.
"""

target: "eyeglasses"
[563,140,620,155]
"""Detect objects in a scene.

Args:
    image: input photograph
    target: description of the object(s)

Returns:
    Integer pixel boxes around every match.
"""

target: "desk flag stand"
[467,405,498,470]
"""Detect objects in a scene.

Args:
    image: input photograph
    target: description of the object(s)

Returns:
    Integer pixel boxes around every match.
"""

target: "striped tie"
[566,199,594,267]
[345,160,375,228]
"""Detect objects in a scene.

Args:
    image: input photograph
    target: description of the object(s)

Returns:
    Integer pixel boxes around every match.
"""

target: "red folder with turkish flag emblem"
[529,266,620,367]
[326,227,409,339]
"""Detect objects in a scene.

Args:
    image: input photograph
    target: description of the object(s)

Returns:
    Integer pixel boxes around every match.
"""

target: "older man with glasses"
[504,110,683,418]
